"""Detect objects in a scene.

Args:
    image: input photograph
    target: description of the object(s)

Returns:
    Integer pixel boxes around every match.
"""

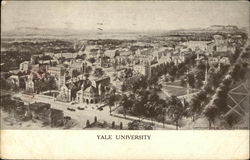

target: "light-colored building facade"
[25,75,34,93]
[76,85,99,104]
[56,84,71,102]
[7,75,20,90]
[19,61,30,71]
[184,40,212,51]
[47,66,65,89]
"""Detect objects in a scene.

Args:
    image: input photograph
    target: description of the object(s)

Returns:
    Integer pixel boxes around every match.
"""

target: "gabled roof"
[84,86,97,94]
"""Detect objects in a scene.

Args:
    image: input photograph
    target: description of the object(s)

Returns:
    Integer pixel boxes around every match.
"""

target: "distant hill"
[161,25,247,38]
[206,25,239,31]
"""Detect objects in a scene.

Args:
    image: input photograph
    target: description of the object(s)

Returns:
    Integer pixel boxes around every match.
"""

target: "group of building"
[4,33,244,106]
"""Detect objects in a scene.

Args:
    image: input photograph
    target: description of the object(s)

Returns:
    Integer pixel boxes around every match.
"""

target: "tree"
[168,62,177,76]
[72,69,80,78]
[94,68,104,78]
[194,69,205,82]
[203,104,218,129]
[114,50,120,57]
[104,91,118,114]
[207,67,222,89]
[76,54,87,60]
[124,68,133,78]
[145,102,157,123]
[231,64,244,81]
[131,101,145,120]
[120,94,133,118]
[169,75,175,82]
[187,73,195,88]
[180,78,186,87]
[195,79,204,89]
[88,57,96,64]
[46,76,57,90]
[188,97,202,122]
[166,96,186,130]
[148,76,159,86]
[127,120,153,130]
[156,107,167,128]
[85,66,92,74]
[58,56,66,63]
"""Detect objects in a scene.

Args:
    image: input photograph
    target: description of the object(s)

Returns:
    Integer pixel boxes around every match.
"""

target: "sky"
[1,1,249,32]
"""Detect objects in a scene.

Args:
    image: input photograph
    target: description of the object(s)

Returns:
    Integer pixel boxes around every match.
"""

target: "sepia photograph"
[1,1,249,131]
[1,1,249,159]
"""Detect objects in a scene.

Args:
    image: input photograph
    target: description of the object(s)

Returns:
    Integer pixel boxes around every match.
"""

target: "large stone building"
[133,61,151,77]
[68,59,90,77]
[75,76,110,104]
[47,65,66,89]
[184,40,212,51]
[132,48,184,77]
[76,85,99,104]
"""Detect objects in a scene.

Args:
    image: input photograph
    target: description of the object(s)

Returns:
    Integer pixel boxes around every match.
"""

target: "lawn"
[165,80,183,87]
[163,86,188,96]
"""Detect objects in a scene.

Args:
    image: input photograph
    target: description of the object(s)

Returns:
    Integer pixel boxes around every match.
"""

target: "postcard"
[1,1,249,159]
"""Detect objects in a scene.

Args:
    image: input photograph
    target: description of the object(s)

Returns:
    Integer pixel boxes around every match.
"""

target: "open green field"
[163,86,188,96]
[165,80,183,87]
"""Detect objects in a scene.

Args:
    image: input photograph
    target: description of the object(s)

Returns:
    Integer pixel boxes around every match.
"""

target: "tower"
[144,60,151,78]
[58,73,66,89]
[204,62,208,85]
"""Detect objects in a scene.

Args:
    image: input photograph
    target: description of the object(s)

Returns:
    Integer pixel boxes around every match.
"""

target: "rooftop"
[0,90,11,98]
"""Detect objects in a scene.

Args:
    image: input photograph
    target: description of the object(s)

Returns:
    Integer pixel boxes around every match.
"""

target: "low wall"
[111,112,176,129]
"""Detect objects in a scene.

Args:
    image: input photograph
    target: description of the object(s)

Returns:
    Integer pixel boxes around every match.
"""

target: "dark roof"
[29,102,51,111]
[51,108,63,114]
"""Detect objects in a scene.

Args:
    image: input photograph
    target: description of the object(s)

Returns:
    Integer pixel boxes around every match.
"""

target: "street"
[14,92,132,129]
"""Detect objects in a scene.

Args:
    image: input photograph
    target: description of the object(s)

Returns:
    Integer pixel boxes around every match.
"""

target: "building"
[68,60,89,77]
[213,35,226,46]
[47,65,65,89]
[29,102,64,127]
[0,90,11,105]
[25,75,35,93]
[53,52,78,59]
[38,59,58,66]
[215,44,228,52]
[50,108,64,127]
[184,40,212,51]
[30,55,39,65]
[19,61,30,72]
[98,56,112,68]
[104,49,116,58]
[76,85,99,104]
[29,102,51,122]
[133,62,151,77]
[75,76,110,104]
[6,75,20,90]
[56,84,71,102]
